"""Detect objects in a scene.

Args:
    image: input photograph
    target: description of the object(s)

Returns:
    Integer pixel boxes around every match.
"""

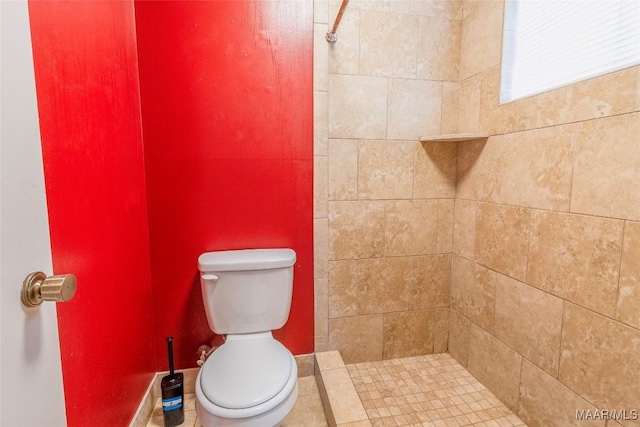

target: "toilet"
[195,248,298,427]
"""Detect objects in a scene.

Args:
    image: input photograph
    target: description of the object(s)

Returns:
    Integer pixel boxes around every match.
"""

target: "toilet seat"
[200,333,292,409]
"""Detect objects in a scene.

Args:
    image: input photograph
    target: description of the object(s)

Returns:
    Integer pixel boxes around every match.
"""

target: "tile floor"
[347,353,527,427]
[145,376,327,427]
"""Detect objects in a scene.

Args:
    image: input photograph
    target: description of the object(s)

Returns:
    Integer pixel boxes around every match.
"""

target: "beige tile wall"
[314,0,460,363]
[451,0,640,425]
[316,0,640,424]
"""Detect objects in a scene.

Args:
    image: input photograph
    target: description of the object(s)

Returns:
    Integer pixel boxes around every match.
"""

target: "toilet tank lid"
[198,248,296,272]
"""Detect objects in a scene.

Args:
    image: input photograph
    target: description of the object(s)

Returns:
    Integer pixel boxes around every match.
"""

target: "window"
[500,0,640,103]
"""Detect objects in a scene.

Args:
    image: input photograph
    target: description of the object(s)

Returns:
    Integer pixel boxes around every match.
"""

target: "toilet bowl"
[196,249,298,427]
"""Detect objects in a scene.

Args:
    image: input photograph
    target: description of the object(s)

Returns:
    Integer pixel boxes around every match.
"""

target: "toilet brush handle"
[167,337,175,379]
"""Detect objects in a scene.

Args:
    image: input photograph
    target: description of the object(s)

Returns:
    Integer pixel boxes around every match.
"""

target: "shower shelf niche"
[419,132,489,143]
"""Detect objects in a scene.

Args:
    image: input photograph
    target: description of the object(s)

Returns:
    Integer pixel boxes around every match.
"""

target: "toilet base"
[195,380,298,427]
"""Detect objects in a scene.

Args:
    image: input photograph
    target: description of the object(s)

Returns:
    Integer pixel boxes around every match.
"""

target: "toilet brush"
[161,337,184,426]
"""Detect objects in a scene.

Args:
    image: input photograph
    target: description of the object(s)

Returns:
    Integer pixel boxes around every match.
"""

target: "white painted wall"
[0,0,67,425]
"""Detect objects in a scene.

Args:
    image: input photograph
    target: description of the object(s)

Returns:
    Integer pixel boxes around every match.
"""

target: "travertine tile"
[494,274,563,377]
[518,359,604,427]
[527,210,623,317]
[390,0,462,18]
[442,82,459,134]
[359,10,418,78]
[571,112,640,221]
[448,309,471,367]
[433,307,449,353]
[474,202,530,281]
[384,199,438,256]
[459,0,503,80]
[315,156,328,218]
[468,324,522,411]
[617,221,640,329]
[315,277,329,351]
[387,79,442,140]
[337,421,372,427]
[315,218,329,278]
[342,0,389,12]
[413,141,457,199]
[636,65,640,111]
[316,350,345,371]
[328,200,385,260]
[329,315,384,363]
[451,256,496,331]
[328,4,359,75]
[314,25,329,92]
[328,257,410,317]
[382,309,434,359]
[456,137,501,203]
[328,139,358,201]
[459,74,481,133]
[328,74,387,139]
[407,254,451,310]
[452,198,477,259]
[314,0,329,24]
[417,16,461,81]
[322,367,369,424]
[315,90,328,155]
[537,67,638,127]
[296,354,316,377]
[559,303,640,414]
[437,199,454,253]
[358,140,414,199]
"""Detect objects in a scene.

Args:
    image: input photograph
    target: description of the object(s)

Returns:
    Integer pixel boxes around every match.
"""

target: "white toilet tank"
[198,248,296,335]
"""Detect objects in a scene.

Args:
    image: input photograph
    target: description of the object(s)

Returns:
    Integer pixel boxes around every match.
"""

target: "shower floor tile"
[346,353,527,427]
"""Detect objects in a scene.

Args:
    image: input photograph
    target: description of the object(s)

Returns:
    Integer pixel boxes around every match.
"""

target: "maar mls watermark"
[576,409,639,421]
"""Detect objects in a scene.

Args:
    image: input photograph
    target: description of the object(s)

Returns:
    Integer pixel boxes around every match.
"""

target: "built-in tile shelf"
[419,132,489,143]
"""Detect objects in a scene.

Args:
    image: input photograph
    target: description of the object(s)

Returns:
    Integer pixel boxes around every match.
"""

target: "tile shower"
[314,1,640,426]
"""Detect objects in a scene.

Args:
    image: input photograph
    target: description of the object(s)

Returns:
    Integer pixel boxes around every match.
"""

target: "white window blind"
[500,0,640,103]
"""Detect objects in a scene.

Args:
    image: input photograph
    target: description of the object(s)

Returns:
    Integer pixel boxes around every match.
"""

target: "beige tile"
[527,210,624,318]
[315,90,328,155]
[407,254,451,310]
[474,202,530,281]
[337,421,372,427]
[328,200,385,260]
[537,67,638,127]
[459,74,481,133]
[328,74,387,139]
[296,354,316,377]
[414,141,457,199]
[456,137,501,203]
[468,323,522,411]
[329,315,384,364]
[383,309,434,359]
[390,0,462,19]
[636,65,640,111]
[449,309,471,367]
[328,4,359,75]
[343,0,389,12]
[518,359,604,427]
[328,139,358,201]
[617,221,640,329]
[450,256,496,331]
[315,218,329,278]
[280,389,328,427]
[315,277,329,350]
[571,112,640,221]
[314,24,329,92]
[358,140,414,199]
[359,10,418,78]
[387,79,442,140]
[322,367,369,424]
[559,303,640,414]
[417,16,461,81]
[459,0,503,80]
[495,124,576,211]
[494,274,563,377]
[314,0,329,24]
[437,199,454,253]
[452,198,477,259]
[315,350,345,371]
[384,199,438,256]
[442,82,460,134]
[433,307,449,353]
[298,376,319,397]
[328,257,410,317]
[315,156,328,218]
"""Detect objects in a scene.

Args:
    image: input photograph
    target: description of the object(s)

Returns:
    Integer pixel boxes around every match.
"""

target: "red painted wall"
[134,0,314,369]
[28,1,155,426]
